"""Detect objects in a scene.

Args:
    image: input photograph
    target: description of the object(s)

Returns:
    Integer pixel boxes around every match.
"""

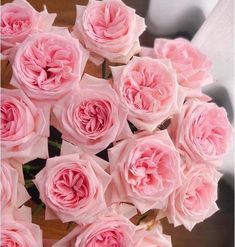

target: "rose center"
[86,230,124,247]
[74,100,111,136]
[52,168,90,208]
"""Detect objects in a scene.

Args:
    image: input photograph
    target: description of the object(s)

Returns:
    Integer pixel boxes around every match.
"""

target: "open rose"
[107,130,182,213]
[158,163,221,231]
[1,215,43,247]
[1,0,56,59]
[53,206,171,247]
[169,99,233,165]
[34,145,111,223]
[73,0,146,64]
[52,74,131,154]
[1,160,30,214]
[0,88,49,163]
[140,38,213,89]
[11,29,89,102]
[112,56,185,131]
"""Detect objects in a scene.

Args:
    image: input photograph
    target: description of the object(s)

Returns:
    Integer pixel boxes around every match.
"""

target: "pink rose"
[107,130,182,213]
[73,0,146,64]
[34,144,111,223]
[1,215,43,247]
[52,74,131,154]
[158,163,221,231]
[169,99,233,165]
[11,29,89,102]
[136,225,172,247]
[112,56,185,131]
[53,206,169,247]
[0,88,49,163]
[1,0,56,59]
[1,160,30,214]
[140,38,213,89]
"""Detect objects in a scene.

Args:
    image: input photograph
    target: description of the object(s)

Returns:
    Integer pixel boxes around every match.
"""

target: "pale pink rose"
[73,0,146,64]
[11,29,89,102]
[53,206,163,247]
[1,215,43,247]
[52,74,132,154]
[34,149,111,223]
[0,88,49,163]
[112,56,185,131]
[158,163,222,231]
[107,130,182,213]
[169,99,233,165]
[1,160,30,214]
[140,38,213,89]
[136,224,172,247]
[1,0,56,59]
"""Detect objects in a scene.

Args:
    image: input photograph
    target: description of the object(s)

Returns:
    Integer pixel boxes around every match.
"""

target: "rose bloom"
[73,0,146,64]
[1,0,56,59]
[0,88,49,163]
[136,225,172,247]
[107,130,182,213]
[11,29,89,102]
[140,38,213,89]
[53,207,171,247]
[1,160,30,214]
[1,215,43,247]
[34,147,111,223]
[112,56,185,131]
[158,163,221,231]
[52,74,131,154]
[169,99,233,165]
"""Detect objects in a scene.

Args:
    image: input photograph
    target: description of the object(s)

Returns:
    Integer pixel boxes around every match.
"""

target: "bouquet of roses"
[1,0,233,246]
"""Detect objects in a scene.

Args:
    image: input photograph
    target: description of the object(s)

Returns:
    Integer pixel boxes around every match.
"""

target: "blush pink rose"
[158,163,221,231]
[169,99,233,165]
[73,0,146,64]
[107,130,182,213]
[11,29,89,102]
[136,224,172,247]
[34,146,111,223]
[53,206,165,247]
[52,74,131,154]
[112,56,185,131]
[1,215,43,247]
[140,38,213,89]
[1,160,30,214]
[0,88,49,163]
[1,0,56,59]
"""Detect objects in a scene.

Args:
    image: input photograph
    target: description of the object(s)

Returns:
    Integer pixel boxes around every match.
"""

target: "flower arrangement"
[0,0,233,246]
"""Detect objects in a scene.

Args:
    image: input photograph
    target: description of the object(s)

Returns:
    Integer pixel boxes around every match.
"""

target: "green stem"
[32,202,45,215]
[102,59,107,79]
[23,164,42,171]
[25,179,35,188]
[48,139,61,149]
